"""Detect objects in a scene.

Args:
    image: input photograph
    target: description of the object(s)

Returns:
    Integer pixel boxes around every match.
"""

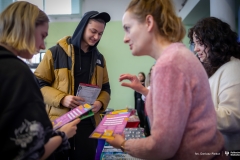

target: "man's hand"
[61,95,85,109]
[92,101,102,113]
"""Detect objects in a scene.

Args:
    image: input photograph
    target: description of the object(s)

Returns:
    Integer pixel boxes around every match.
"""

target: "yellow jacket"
[34,36,111,126]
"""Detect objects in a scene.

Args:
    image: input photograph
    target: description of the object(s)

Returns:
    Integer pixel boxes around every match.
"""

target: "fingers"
[69,103,79,109]
[121,133,125,138]
[92,105,99,113]
[74,96,85,102]
[53,121,62,130]
[70,118,81,126]
[92,108,97,113]
[119,74,131,82]
[62,95,82,108]
[106,139,111,143]
[92,108,98,113]
[113,134,120,137]
[68,97,84,108]
[72,100,81,107]
[121,82,132,88]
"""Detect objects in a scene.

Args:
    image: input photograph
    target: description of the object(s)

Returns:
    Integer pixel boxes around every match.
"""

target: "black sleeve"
[0,57,54,159]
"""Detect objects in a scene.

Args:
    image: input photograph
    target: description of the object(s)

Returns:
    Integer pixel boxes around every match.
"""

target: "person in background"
[106,0,227,159]
[142,65,154,137]
[0,1,80,160]
[142,65,154,101]
[34,10,111,160]
[134,72,146,128]
[188,17,240,159]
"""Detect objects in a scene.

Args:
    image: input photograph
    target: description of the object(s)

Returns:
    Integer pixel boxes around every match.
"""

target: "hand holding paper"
[89,109,133,140]
[52,104,93,130]
[76,83,101,105]
[61,95,85,109]
[106,134,125,149]
[92,100,102,113]
[59,118,80,138]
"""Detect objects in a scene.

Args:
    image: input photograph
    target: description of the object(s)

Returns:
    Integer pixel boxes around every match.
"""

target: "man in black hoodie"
[34,11,111,160]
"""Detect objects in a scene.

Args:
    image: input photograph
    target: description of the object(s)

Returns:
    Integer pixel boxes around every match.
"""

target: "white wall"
[81,0,131,21]
[177,0,200,20]
[27,0,185,22]
[172,0,186,13]
[81,0,189,21]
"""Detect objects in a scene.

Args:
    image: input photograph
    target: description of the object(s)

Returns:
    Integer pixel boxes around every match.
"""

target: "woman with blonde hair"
[0,1,80,159]
[107,0,227,159]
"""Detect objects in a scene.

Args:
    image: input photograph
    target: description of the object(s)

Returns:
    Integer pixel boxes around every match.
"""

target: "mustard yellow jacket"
[34,36,111,126]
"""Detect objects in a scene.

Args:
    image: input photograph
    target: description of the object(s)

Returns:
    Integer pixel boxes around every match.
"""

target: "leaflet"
[76,83,101,105]
[89,109,134,140]
[52,104,93,130]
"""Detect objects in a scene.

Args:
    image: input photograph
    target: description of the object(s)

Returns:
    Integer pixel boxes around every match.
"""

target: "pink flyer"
[52,104,93,130]
[90,110,131,140]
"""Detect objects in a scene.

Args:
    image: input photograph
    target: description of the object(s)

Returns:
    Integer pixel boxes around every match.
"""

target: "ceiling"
[183,0,240,25]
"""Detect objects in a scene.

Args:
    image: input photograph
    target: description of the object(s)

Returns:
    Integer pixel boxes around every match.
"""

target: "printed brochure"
[89,109,134,140]
[52,104,93,130]
[76,83,101,105]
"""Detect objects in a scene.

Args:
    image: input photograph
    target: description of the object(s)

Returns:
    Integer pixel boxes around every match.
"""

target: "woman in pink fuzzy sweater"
[107,0,228,160]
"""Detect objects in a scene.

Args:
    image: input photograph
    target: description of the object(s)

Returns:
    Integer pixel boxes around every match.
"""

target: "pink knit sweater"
[124,43,227,160]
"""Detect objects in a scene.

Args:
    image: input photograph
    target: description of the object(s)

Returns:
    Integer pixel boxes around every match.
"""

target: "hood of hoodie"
[71,11,105,51]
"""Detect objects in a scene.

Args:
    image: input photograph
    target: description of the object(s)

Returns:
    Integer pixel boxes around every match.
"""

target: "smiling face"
[82,19,105,47]
[193,33,208,62]
[122,11,149,56]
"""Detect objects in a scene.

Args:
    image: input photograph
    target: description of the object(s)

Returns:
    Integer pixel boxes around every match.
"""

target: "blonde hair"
[126,0,185,42]
[0,1,49,54]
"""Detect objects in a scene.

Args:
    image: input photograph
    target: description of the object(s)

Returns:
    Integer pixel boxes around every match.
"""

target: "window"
[16,0,80,15]
[29,52,45,68]
[19,52,46,70]
[45,0,71,15]
[0,0,13,12]
[0,0,82,21]
[17,0,43,10]
[31,52,45,64]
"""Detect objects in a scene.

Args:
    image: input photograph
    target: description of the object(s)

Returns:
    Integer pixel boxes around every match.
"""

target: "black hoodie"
[71,11,111,96]
[71,11,106,49]
[0,46,55,159]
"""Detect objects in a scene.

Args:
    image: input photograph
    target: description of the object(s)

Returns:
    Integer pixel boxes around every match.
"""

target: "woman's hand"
[106,134,125,149]
[119,74,149,96]
[59,118,80,138]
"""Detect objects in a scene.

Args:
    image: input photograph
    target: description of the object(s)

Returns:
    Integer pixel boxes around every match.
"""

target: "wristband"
[52,130,70,152]
[120,140,127,152]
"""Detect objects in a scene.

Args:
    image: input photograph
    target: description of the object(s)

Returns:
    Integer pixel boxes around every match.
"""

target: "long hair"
[126,0,185,42]
[145,65,154,88]
[138,72,146,83]
[188,17,240,77]
[0,1,49,54]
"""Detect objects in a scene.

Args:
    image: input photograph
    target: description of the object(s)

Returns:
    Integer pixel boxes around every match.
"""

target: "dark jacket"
[0,46,54,159]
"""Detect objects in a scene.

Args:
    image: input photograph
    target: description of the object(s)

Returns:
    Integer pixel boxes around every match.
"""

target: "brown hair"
[126,0,185,42]
[0,1,49,54]
[188,17,240,77]
[145,64,154,87]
